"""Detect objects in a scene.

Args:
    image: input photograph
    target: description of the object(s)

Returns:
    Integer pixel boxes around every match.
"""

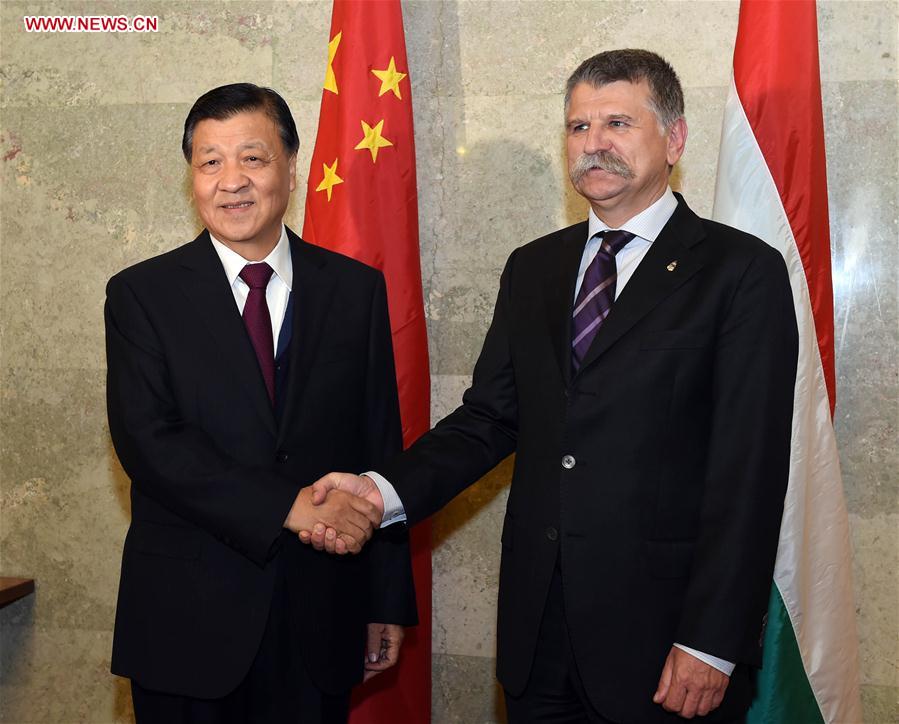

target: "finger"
[366,625,383,664]
[344,508,375,539]
[661,681,687,713]
[710,683,728,711]
[382,628,403,668]
[298,530,311,544]
[678,688,701,718]
[364,655,392,672]
[323,526,339,554]
[347,495,380,525]
[311,473,340,505]
[696,689,716,717]
[310,523,326,551]
[330,513,370,545]
[324,493,374,541]
[324,528,354,554]
[653,653,673,703]
[335,534,355,554]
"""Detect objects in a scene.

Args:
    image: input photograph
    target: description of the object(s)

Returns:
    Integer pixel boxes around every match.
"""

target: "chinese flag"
[302,1,431,722]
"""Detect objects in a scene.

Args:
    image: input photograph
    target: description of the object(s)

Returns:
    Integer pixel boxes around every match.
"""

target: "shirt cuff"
[673,644,735,676]
[361,471,407,527]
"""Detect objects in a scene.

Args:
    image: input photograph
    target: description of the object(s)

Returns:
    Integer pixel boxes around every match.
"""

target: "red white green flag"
[713,1,862,721]
[303,1,431,721]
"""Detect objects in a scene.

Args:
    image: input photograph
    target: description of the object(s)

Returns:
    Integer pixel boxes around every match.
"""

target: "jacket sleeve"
[362,273,418,625]
[382,250,520,526]
[675,244,799,666]
[105,273,300,566]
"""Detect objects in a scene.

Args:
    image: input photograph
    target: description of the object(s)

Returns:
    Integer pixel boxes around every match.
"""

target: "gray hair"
[564,49,685,130]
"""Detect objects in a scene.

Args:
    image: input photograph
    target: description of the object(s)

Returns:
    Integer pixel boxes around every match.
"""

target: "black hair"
[182,83,299,161]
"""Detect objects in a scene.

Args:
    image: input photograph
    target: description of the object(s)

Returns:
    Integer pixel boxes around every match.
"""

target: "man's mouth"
[220,201,254,210]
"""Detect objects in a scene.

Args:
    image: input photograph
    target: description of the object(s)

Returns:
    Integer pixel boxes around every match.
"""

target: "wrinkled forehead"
[566,79,657,116]
[192,111,283,154]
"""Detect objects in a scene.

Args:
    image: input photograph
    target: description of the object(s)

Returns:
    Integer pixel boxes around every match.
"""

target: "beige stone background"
[0,1,896,722]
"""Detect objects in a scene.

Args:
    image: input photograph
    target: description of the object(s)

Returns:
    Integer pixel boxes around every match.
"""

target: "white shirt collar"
[587,186,678,243]
[208,225,293,290]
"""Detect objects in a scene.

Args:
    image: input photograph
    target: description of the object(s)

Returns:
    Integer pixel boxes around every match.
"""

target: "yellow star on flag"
[315,158,343,201]
[323,31,342,94]
[371,57,407,99]
[354,119,393,163]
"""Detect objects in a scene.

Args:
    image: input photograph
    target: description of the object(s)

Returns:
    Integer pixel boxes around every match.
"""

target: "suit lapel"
[276,229,337,446]
[177,232,278,437]
[544,222,589,385]
[575,197,707,375]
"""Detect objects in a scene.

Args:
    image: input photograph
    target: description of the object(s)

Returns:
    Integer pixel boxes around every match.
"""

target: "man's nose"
[583,125,612,155]
[219,162,250,192]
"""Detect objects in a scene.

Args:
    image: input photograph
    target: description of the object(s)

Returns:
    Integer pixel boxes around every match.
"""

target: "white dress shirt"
[209,226,293,353]
[368,188,734,675]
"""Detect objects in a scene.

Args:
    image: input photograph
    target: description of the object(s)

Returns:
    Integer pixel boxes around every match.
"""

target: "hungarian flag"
[303,1,431,721]
[712,1,862,722]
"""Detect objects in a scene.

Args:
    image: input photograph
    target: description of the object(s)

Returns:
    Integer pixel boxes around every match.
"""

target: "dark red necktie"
[239,263,275,404]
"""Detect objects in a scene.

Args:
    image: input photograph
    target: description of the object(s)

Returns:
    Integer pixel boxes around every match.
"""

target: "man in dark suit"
[106,83,416,723]
[309,50,798,722]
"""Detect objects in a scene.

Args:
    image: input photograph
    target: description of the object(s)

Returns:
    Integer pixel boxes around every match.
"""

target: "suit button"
[561,454,576,469]
[276,451,289,463]
[545,527,559,541]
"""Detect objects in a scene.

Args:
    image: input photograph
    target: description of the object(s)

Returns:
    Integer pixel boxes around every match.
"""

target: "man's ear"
[666,117,688,167]
[288,154,298,193]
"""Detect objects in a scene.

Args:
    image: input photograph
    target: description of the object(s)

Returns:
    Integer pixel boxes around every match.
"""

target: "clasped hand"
[284,481,381,555]
[285,473,385,555]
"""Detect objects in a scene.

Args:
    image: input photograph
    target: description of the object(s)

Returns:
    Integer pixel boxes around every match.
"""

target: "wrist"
[360,474,385,518]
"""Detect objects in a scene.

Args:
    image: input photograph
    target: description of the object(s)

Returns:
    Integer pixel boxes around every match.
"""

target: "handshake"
[283,473,384,554]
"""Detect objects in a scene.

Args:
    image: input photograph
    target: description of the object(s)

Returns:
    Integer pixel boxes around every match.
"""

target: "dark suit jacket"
[106,227,416,699]
[382,195,798,723]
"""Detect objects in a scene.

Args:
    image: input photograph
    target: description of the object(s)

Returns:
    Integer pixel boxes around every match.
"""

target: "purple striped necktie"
[239,262,275,404]
[571,229,635,372]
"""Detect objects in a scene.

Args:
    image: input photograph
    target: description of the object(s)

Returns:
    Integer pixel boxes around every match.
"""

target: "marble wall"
[1,2,895,722]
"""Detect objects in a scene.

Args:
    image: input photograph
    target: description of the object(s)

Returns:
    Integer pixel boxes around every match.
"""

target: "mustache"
[570,151,635,182]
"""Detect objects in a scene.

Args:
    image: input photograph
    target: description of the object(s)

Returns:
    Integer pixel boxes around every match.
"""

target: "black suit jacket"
[382,196,798,723]
[106,227,416,699]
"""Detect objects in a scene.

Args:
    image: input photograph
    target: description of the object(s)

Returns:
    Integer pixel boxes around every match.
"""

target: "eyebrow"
[565,112,636,125]
[194,140,272,154]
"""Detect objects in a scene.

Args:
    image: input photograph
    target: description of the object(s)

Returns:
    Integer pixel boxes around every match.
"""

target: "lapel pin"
[666,260,678,272]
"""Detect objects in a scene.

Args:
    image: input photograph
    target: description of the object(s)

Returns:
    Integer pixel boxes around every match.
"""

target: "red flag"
[303,1,431,721]
[732,0,836,413]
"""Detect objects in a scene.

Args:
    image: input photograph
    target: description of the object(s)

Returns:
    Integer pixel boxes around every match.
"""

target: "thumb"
[311,473,339,505]
[653,650,674,703]
[366,624,384,664]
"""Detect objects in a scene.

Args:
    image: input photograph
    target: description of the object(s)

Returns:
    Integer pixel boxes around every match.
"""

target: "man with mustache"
[310,50,798,722]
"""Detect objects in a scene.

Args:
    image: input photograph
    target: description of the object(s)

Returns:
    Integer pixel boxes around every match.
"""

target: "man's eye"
[569,123,588,133]
[203,159,219,166]
[610,120,628,128]
[244,156,265,165]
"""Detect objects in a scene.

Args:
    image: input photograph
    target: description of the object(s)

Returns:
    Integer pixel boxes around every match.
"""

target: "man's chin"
[573,179,625,203]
